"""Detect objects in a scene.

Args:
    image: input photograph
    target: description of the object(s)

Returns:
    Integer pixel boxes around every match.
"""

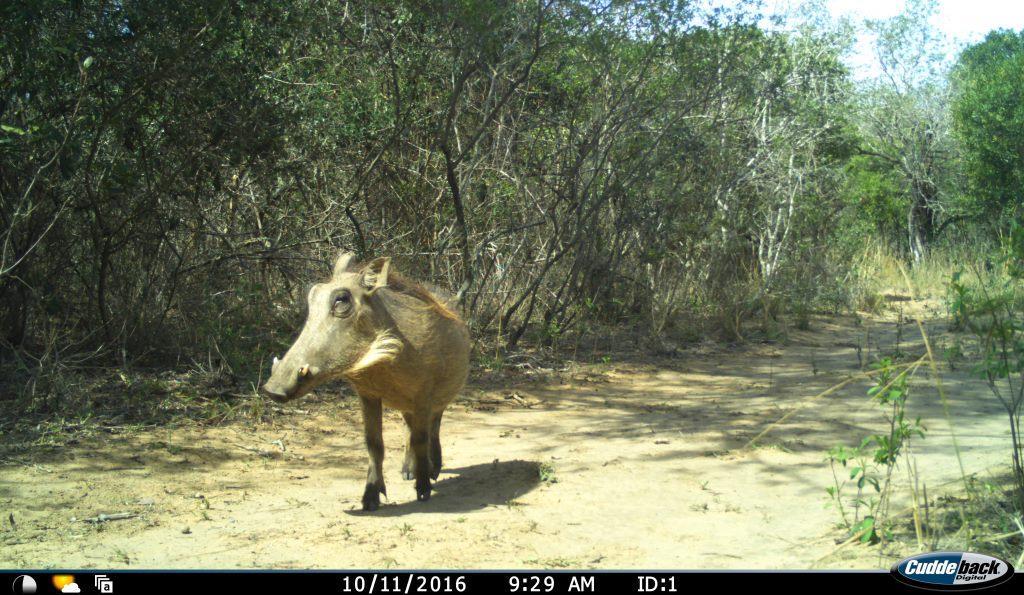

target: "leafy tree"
[848,0,961,262]
[842,154,906,243]
[951,29,1024,223]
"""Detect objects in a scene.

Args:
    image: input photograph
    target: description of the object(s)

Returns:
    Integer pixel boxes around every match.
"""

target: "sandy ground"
[0,299,1015,569]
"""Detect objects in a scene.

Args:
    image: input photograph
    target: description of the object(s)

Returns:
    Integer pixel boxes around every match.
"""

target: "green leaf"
[853,516,876,543]
[1,124,26,135]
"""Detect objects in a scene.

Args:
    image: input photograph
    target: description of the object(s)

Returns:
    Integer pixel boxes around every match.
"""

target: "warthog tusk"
[299,364,310,378]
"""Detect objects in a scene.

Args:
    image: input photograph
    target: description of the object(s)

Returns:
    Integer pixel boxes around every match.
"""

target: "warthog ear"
[332,251,357,279]
[360,257,391,294]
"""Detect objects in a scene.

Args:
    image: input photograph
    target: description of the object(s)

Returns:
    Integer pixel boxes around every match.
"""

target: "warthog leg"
[402,411,442,486]
[430,411,443,480]
[401,412,416,480]
[407,413,432,502]
[360,395,387,511]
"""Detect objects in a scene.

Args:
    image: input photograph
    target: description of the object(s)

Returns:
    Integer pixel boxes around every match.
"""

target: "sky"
[754,0,1024,78]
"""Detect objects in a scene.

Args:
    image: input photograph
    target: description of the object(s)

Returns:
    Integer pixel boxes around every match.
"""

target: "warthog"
[260,252,470,510]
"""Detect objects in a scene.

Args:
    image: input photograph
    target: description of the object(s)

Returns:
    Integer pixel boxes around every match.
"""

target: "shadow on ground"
[345,459,542,516]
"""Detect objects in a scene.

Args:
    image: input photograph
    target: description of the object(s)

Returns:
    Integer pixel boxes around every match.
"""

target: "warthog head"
[260,252,401,403]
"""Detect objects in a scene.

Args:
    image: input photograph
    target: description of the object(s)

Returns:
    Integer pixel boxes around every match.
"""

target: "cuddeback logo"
[892,552,1014,590]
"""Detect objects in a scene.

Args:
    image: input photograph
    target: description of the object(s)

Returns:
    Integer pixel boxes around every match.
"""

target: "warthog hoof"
[402,470,415,481]
[415,478,431,502]
[362,483,386,511]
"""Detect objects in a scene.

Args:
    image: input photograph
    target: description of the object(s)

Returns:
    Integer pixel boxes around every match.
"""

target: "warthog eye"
[332,291,353,317]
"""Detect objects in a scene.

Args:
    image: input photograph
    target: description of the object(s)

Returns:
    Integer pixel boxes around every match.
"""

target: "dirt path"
[0,301,1015,569]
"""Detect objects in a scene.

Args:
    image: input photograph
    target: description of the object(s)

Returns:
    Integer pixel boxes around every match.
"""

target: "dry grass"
[850,240,999,311]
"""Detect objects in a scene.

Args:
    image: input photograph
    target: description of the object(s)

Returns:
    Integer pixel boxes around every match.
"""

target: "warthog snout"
[258,383,288,403]
[260,355,322,403]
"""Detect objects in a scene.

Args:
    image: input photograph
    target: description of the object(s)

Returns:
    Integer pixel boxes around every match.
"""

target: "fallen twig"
[81,512,138,524]
[270,406,309,415]
[231,442,278,458]
[0,457,54,473]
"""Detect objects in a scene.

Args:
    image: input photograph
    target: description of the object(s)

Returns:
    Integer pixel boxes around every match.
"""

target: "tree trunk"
[908,179,937,263]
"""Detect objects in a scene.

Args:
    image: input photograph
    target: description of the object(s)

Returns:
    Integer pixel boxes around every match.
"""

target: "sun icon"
[51,576,75,590]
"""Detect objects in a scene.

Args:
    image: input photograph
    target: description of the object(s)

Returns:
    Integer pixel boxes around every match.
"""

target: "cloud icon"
[61,583,81,594]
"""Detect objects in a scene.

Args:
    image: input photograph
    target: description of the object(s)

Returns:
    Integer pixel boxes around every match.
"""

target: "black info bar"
[3,570,1022,595]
